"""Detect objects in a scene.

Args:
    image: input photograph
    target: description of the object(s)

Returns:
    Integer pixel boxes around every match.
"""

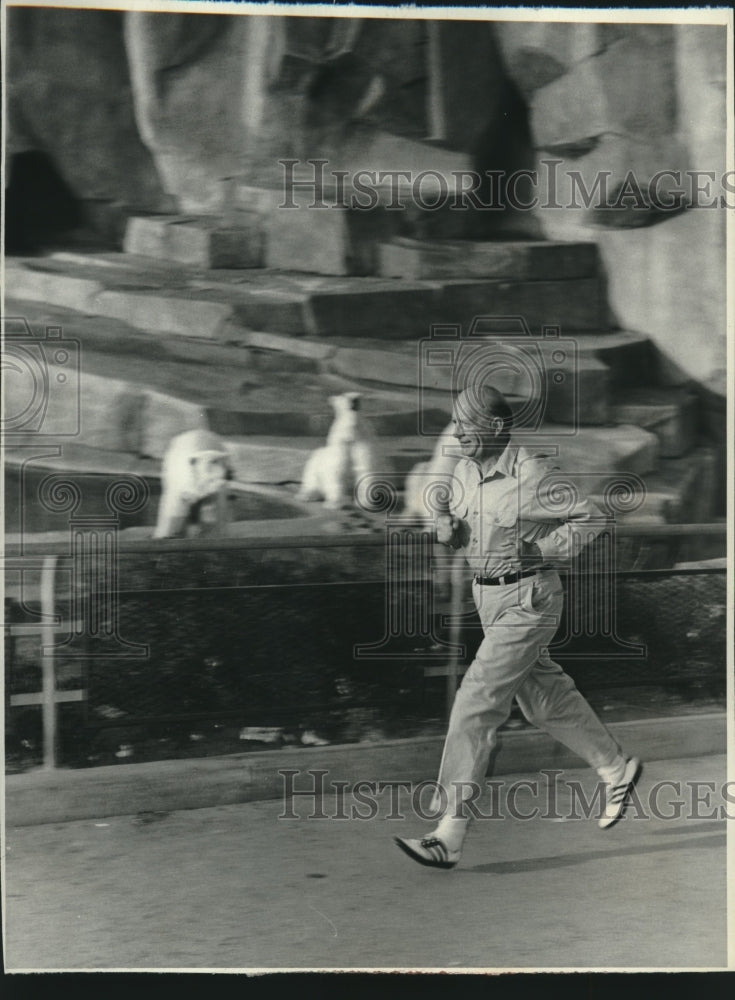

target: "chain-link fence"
[5,528,727,769]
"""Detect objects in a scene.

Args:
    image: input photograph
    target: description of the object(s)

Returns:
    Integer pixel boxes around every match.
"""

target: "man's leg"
[511,571,641,824]
[514,650,624,774]
[515,654,642,826]
[397,581,560,865]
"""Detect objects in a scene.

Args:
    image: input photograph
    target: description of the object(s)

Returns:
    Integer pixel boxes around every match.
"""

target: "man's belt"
[473,568,539,587]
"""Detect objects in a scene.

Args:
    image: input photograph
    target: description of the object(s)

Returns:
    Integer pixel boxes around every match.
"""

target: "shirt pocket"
[492,482,518,527]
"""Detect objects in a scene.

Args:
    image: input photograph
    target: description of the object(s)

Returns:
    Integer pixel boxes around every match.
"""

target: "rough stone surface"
[6,284,724,529]
[533,424,659,482]
[378,238,598,281]
[327,340,611,426]
[124,215,264,268]
[533,133,690,228]
[437,277,607,331]
[122,13,480,213]
[530,27,677,147]
[124,11,252,212]
[613,388,698,459]
[6,10,726,404]
[6,261,103,312]
[94,290,235,340]
[522,21,726,389]
[425,19,508,150]
[6,8,165,210]
[265,205,396,276]
[496,22,601,97]
[631,448,717,523]
[78,375,145,454]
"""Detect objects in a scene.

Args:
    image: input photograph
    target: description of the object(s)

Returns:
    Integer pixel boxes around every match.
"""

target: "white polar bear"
[297,392,379,509]
[403,421,462,521]
[154,428,233,539]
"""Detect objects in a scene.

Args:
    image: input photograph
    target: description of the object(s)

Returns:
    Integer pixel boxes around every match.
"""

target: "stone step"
[222,150,543,276]
[4,291,659,495]
[261,209,556,279]
[123,214,264,269]
[6,255,609,339]
[222,145,473,215]
[221,424,659,495]
[224,180,414,277]
[231,327,654,392]
[29,260,647,380]
[378,237,599,281]
[4,257,431,340]
[612,387,699,458]
[439,276,607,331]
[206,393,448,442]
[326,341,610,426]
[4,298,448,459]
[320,333,660,425]
[6,283,660,448]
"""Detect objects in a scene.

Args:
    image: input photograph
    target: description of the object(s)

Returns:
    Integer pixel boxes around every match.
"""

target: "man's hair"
[454,384,514,434]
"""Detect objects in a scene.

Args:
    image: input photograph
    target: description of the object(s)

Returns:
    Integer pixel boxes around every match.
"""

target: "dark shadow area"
[5,150,82,254]
[470,74,538,238]
[465,830,725,875]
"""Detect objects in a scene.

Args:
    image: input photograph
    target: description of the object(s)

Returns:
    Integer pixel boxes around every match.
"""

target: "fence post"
[40,555,59,769]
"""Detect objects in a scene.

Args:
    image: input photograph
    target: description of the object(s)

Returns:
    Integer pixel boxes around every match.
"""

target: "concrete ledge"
[6,712,725,827]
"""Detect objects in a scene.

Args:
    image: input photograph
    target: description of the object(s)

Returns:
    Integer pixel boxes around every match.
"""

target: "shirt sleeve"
[516,453,609,563]
[448,459,470,519]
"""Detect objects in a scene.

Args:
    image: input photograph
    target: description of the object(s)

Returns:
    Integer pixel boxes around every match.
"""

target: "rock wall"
[496,21,728,387]
[122,12,532,223]
[6,11,727,388]
[6,7,166,212]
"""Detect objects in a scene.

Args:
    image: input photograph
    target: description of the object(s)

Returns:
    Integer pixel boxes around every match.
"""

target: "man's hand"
[521,539,545,568]
[436,513,460,547]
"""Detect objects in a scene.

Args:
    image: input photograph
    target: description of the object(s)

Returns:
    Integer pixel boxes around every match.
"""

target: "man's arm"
[518,455,609,563]
[436,513,466,549]
[434,459,472,549]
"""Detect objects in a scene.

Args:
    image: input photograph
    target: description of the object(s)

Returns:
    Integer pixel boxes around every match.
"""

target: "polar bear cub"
[154,428,233,538]
[298,392,378,509]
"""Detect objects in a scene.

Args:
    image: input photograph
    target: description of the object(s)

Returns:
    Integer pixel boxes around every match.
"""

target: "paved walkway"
[5,755,729,971]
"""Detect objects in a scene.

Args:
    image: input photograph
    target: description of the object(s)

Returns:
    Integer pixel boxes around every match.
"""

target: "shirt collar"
[469,443,518,482]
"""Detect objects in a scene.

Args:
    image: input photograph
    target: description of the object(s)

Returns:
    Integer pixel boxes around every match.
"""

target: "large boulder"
[496,20,727,390]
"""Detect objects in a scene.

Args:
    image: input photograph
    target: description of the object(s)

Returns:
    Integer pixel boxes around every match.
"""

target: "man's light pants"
[432,569,624,843]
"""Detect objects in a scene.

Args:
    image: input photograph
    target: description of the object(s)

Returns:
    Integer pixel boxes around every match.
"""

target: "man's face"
[452,410,504,461]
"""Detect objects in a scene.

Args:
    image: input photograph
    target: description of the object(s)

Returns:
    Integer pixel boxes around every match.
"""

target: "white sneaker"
[598,757,642,829]
[394,835,461,869]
